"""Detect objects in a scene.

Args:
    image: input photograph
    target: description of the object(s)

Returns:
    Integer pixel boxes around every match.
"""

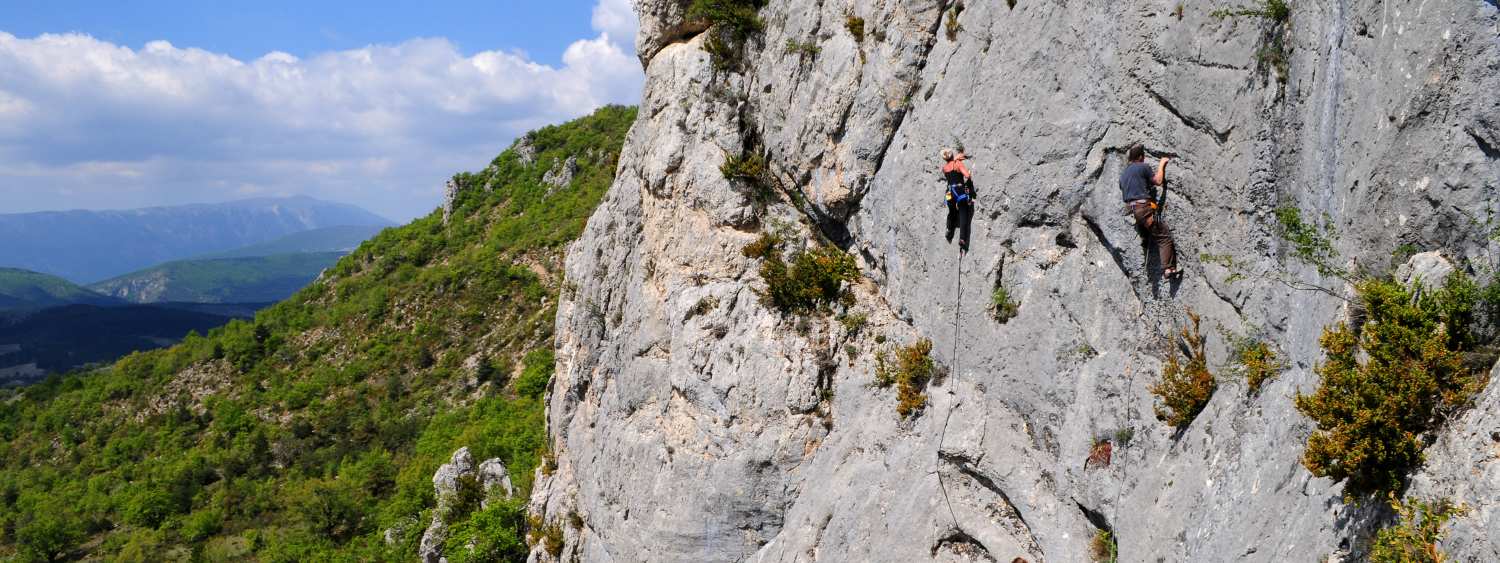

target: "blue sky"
[4,1,597,66]
[0,0,642,221]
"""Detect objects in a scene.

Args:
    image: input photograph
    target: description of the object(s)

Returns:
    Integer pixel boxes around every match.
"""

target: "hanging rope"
[934,246,964,532]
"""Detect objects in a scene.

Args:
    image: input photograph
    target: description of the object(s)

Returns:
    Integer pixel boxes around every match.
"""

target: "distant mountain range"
[0,196,392,283]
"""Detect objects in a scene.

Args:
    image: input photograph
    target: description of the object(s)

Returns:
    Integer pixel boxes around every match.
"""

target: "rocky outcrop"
[418,447,515,563]
[443,177,462,225]
[543,156,580,193]
[534,1,1500,561]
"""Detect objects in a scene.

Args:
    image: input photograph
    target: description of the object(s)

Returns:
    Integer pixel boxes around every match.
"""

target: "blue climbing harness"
[947,182,970,204]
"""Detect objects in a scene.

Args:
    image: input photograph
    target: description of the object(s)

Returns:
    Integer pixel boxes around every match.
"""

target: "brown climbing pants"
[1129,201,1177,272]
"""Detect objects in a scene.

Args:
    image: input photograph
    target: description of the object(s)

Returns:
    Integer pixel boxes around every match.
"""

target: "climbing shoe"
[946,229,954,243]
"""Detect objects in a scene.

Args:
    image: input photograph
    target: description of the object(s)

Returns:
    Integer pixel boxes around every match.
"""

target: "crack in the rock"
[930,529,997,562]
[1145,87,1234,145]
[1204,276,1246,319]
[938,451,1046,560]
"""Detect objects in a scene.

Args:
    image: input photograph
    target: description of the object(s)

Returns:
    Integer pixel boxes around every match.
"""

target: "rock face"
[533,1,1500,562]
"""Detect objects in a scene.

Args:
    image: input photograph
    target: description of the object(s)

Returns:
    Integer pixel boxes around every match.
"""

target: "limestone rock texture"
[531,1,1500,561]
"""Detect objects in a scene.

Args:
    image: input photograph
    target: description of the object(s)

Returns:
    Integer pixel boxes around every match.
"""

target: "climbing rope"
[934,245,964,532]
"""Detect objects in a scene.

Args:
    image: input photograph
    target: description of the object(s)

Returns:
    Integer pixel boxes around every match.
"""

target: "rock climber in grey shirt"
[1118,143,1178,278]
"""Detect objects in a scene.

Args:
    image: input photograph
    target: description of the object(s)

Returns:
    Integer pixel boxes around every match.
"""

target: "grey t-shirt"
[1118,161,1156,202]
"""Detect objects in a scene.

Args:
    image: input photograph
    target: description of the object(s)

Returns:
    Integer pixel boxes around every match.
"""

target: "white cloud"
[0,0,642,221]
[593,0,640,50]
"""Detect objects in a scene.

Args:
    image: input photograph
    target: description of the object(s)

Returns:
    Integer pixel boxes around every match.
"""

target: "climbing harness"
[946,181,971,204]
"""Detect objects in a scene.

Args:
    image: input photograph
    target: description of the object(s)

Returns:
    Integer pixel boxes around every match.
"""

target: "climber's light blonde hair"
[940,148,955,161]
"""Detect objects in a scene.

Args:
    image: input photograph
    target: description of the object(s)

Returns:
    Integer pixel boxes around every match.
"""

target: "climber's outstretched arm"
[1152,156,1169,186]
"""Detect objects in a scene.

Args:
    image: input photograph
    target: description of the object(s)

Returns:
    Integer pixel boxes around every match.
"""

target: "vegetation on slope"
[90,252,348,304]
[0,304,247,381]
[0,105,636,562]
[0,268,115,311]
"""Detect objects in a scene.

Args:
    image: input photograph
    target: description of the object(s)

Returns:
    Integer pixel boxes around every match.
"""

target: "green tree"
[15,509,82,562]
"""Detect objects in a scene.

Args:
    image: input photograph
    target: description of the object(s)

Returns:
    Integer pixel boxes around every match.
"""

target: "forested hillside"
[0,105,635,562]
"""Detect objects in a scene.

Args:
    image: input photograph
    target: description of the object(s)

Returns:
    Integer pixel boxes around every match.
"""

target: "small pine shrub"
[744,236,860,316]
[721,151,766,180]
[1369,495,1466,562]
[991,285,1020,323]
[526,514,565,556]
[1296,275,1487,499]
[1090,529,1118,562]
[784,38,821,58]
[741,232,782,260]
[1210,0,1290,22]
[1212,1,1293,84]
[945,5,964,40]
[1235,339,1285,395]
[839,312,868,334]
[1173,3,1185,19]
[875,339,935,418]
[688,0,768,41]
[846,15,866,42]
[1150,310,1217,428]
[1113,427,1135,448]
[685,295,720,320]
[704,31,737,72]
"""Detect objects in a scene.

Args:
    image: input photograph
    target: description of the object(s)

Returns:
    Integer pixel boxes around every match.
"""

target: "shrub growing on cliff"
[845,15,866,42]
[784,38,821,58]
[1234,338,1285,395]
[875,338,936,418]
[688,0,768,41]
[1369,495,1466,563]
[944,4,964,40]
[1212,0,1292,84]
[721,151,766,180]
[1296,275,1487,499]
[991,285,1020,323]
[1150,310,1216,428]
[743,236,859,315]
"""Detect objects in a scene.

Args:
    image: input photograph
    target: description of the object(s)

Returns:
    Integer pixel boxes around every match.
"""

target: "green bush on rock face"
[1296,274,1489,499]
[688,0,768,41]
[1150,311,1216,428]
[1369,495,1466,563]
[875,338,936,418]
[743,235,859,316]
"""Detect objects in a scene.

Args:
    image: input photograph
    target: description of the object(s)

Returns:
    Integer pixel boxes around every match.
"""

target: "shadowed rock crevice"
[931,529,997,562]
